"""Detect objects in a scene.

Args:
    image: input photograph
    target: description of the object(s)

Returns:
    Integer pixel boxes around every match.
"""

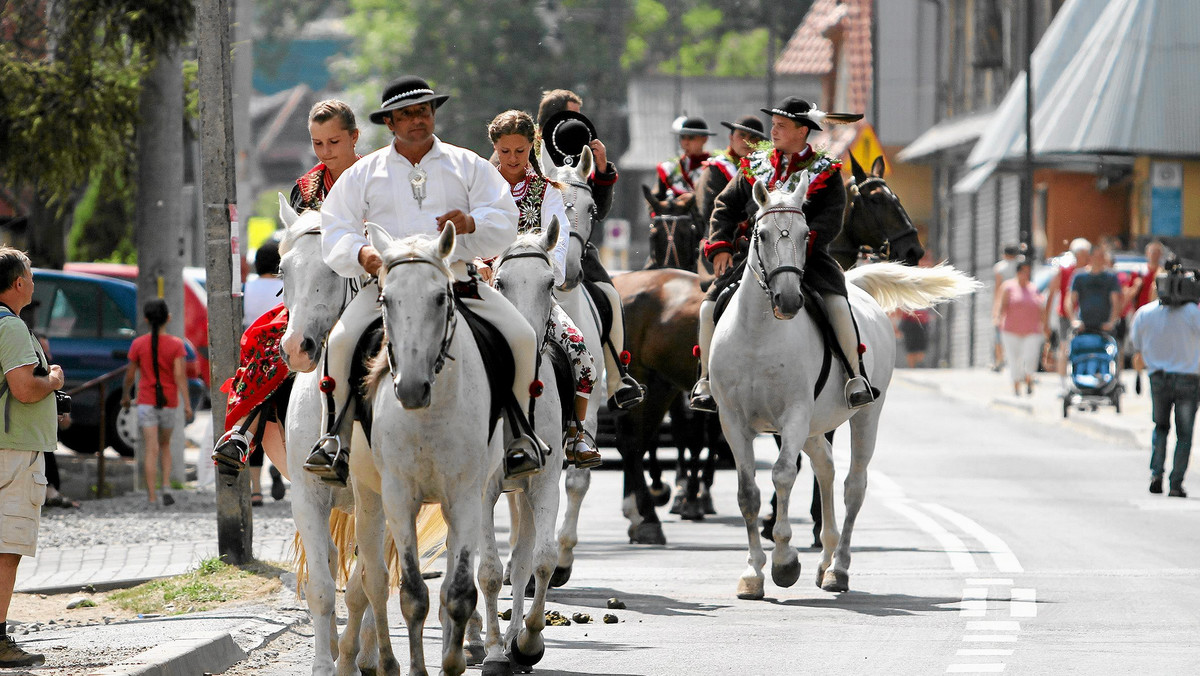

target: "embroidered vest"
[705,150,740,182]
[514,174,550,235]
[657,153,713,196]
[294,164,329,212]
[740,146,842,197]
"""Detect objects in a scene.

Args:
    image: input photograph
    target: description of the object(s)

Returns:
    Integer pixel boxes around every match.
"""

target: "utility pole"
[1020,0,1035,259]
[765,0,776,108]
[198,0,251,564]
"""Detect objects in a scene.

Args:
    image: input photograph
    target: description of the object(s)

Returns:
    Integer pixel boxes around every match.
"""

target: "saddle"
[582,279,614,344]
[452,296,512,439]
[712,278,859,401]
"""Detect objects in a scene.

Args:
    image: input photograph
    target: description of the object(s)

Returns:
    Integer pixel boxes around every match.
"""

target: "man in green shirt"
[0,247,63,668]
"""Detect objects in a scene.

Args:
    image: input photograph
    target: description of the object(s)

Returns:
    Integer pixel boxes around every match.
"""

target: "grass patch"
[108,557,288,616]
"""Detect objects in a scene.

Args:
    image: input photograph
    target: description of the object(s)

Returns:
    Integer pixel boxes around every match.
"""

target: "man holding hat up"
[697,115,769,226]
[653,116,718,202]
[690,97,875,412]
[309,75,549,485]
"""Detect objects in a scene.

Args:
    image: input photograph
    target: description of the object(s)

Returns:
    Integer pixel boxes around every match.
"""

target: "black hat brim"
[720,121,768,140]
[675,127,718,137]
[369,94,451,125]
[760,108,822,131]
[541,110,598,167]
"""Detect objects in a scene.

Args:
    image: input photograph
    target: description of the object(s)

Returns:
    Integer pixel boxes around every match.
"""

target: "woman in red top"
[212,100,360,500]
[121,299,192,507]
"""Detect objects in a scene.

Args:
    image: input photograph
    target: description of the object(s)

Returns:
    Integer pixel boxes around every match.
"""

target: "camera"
[54,391,72,415]
[1156,258,1200,307]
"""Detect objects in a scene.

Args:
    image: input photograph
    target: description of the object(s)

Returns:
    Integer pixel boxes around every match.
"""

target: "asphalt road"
[224,379,1200,675]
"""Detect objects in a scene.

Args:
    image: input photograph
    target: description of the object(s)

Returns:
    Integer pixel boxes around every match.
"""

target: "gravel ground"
[38,484,299,550]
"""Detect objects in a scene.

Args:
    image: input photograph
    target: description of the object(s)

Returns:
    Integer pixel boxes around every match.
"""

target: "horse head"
[641,185,701,272]
[493,216,559,345]
[841,155,925,267]
[277,194,349,373]
[750,174,810,320]
[541,144,596,291]
[368,223,457,410]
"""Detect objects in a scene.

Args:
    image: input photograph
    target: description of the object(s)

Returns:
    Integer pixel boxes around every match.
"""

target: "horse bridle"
[283,224,356,336]
[845,177,920,261]
[750,206,810,292]
[379,254,458,378]
[560,179,597,251]
[651,214,691,269]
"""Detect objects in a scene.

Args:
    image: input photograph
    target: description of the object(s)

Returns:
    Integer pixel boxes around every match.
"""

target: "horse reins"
[751,206,810,292]
[380,255,458,378]
[652,215,690,269]
[845,178,920,261]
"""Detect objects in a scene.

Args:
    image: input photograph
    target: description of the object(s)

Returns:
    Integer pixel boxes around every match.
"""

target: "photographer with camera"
[1129,260,1200,498]
[0,248,64,667]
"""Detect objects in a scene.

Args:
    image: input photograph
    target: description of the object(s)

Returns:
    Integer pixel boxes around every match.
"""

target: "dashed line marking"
[886,500,978,572]
[960,587,988,616]
[966,621,1020,631]
[922,503,1023,573]
[957,649,1015,656]
[962,635,1018,643]
[1010,587,1037,617]
[965,578,1014,586]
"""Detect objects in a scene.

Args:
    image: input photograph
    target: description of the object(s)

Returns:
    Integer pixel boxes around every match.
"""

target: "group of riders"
[209,73,874,488]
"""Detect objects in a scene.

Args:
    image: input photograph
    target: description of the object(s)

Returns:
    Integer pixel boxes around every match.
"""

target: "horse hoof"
[509,633,545,667]
[736,576,764,600]
[549,564,572,588]
[821,569,849,593]
[465,642,487,666]
[629,521,667,545]
[668,493,684,514]
[649,483,672,507]
[680,500,705,521]
[700,492,716,515]
[815,561,829,588]
[482,657,512,676]
[771,557,801,588]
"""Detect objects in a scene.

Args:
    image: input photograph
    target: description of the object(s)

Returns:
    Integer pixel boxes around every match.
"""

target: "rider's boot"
[212,429,251,482]
[689,299,718,413]
[597,281,646,411]
[304,427,350,487]
[828,294,876,409]
[563,422,602,469]
[504,410,550,480]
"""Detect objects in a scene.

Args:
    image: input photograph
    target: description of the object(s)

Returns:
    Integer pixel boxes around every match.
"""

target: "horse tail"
[845,261,981,314]
[290,503,450,596]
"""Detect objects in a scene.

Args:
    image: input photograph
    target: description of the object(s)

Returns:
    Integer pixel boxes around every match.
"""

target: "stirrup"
[304,434,350,486]
[609,375,646,411]
[689,378,717,413]
[845,376,876,410]
[564,426,602,469]
[504,435,545,480]
[212,431,249,483]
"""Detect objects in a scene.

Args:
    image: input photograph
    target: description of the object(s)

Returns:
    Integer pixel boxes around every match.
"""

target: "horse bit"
[379,255,458,379]
[750,206,810,292]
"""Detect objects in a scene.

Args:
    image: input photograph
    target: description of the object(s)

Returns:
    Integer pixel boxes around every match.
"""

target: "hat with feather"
[760,97,863,131]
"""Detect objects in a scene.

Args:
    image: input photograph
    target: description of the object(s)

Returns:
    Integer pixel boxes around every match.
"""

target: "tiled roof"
[775,0,872,115]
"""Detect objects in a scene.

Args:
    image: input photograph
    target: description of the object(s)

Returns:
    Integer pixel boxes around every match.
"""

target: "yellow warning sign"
[849,124,888,176]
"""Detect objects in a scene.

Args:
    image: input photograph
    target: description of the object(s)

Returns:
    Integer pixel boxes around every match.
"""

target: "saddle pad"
[545,341,576,428]
[454,298,514,437]
[348,317,385,441]
[582,279,614,344]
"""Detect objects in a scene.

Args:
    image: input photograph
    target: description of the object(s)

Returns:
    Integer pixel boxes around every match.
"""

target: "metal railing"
[65,364,129,497]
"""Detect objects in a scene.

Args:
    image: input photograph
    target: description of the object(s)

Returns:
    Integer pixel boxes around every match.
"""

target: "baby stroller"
[1062,331,1122,417]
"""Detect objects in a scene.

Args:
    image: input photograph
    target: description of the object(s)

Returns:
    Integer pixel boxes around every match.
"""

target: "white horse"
[276,197,386,675]
[465,220,567,675]
[709,177,979,599]
[357,223,501,676]
[544,146,606,586]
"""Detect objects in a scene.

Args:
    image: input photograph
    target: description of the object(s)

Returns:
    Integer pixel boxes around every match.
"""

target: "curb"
[88,631,246,676]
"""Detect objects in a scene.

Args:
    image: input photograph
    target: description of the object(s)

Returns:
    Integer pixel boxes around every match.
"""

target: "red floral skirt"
[221,303,290,430]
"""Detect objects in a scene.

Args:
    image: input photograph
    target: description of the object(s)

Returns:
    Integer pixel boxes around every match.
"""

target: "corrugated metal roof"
[619,76,821,171]
[897,108,996,162]
[958,0,1200,192]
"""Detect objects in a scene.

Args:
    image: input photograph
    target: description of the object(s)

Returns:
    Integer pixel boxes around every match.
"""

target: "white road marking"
[923,503,1024,573]
[966,621,1020,631]
[957,649,1015,656]
[965,578,1014,586]
[960,587,988,616]
[886,500,978,572]
[1010,587,1037,617]
[947,664,1006,673]
[962,635,1018,643]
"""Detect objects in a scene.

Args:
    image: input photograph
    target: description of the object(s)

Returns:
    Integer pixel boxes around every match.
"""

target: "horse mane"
[364,342,389,402]
[279,208,323,256]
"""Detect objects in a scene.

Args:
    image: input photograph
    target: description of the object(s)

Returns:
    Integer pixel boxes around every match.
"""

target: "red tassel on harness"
[807,231,817,256]
[319,377,336,393]
[692,345,701,359]
[857,343,867,355]
[529,380,544,398]
[620,350,632,366]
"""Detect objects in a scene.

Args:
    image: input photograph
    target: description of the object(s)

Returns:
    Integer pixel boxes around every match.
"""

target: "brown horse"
[615,157,925,545]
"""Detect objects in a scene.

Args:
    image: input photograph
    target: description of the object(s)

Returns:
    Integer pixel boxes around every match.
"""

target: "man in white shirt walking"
[308,75,547,485]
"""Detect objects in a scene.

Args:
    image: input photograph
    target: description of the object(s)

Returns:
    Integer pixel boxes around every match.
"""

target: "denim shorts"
[0,450,46,557]
[137,405,177,430]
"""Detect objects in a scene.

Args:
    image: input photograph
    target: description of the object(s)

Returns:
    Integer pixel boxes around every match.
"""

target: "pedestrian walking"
[991,243,1021,371]
[995,259,1046,396]
[1129,263,1200,498]
[1043,238,1092,389]
[0,247,64,668]
[120,299,191,508]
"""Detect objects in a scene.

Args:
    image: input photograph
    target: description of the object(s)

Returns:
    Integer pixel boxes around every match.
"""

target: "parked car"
[64,262,210,387]
[29,269,203,456]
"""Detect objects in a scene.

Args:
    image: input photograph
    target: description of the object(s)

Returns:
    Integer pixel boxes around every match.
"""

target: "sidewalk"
[892,366,1153,449]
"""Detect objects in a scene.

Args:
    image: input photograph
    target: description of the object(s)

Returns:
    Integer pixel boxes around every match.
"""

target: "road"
[224,379,1200,675]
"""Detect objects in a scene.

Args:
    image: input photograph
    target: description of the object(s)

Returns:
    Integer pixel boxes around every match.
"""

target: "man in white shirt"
[308,75,547,485]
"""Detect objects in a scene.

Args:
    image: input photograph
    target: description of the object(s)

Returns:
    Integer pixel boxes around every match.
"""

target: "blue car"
[28,269,202,456]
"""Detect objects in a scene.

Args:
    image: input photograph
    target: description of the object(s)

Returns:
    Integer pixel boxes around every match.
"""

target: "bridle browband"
[379,253,458,378]
[751,206,809,292]
[281,224,355,346]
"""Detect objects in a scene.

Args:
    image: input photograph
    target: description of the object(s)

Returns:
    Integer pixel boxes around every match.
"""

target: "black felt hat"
[368,75,450,125]
[720,115,768,140]
[671,116,718,136]
[541,110,597,167]
[761,97,864,131]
